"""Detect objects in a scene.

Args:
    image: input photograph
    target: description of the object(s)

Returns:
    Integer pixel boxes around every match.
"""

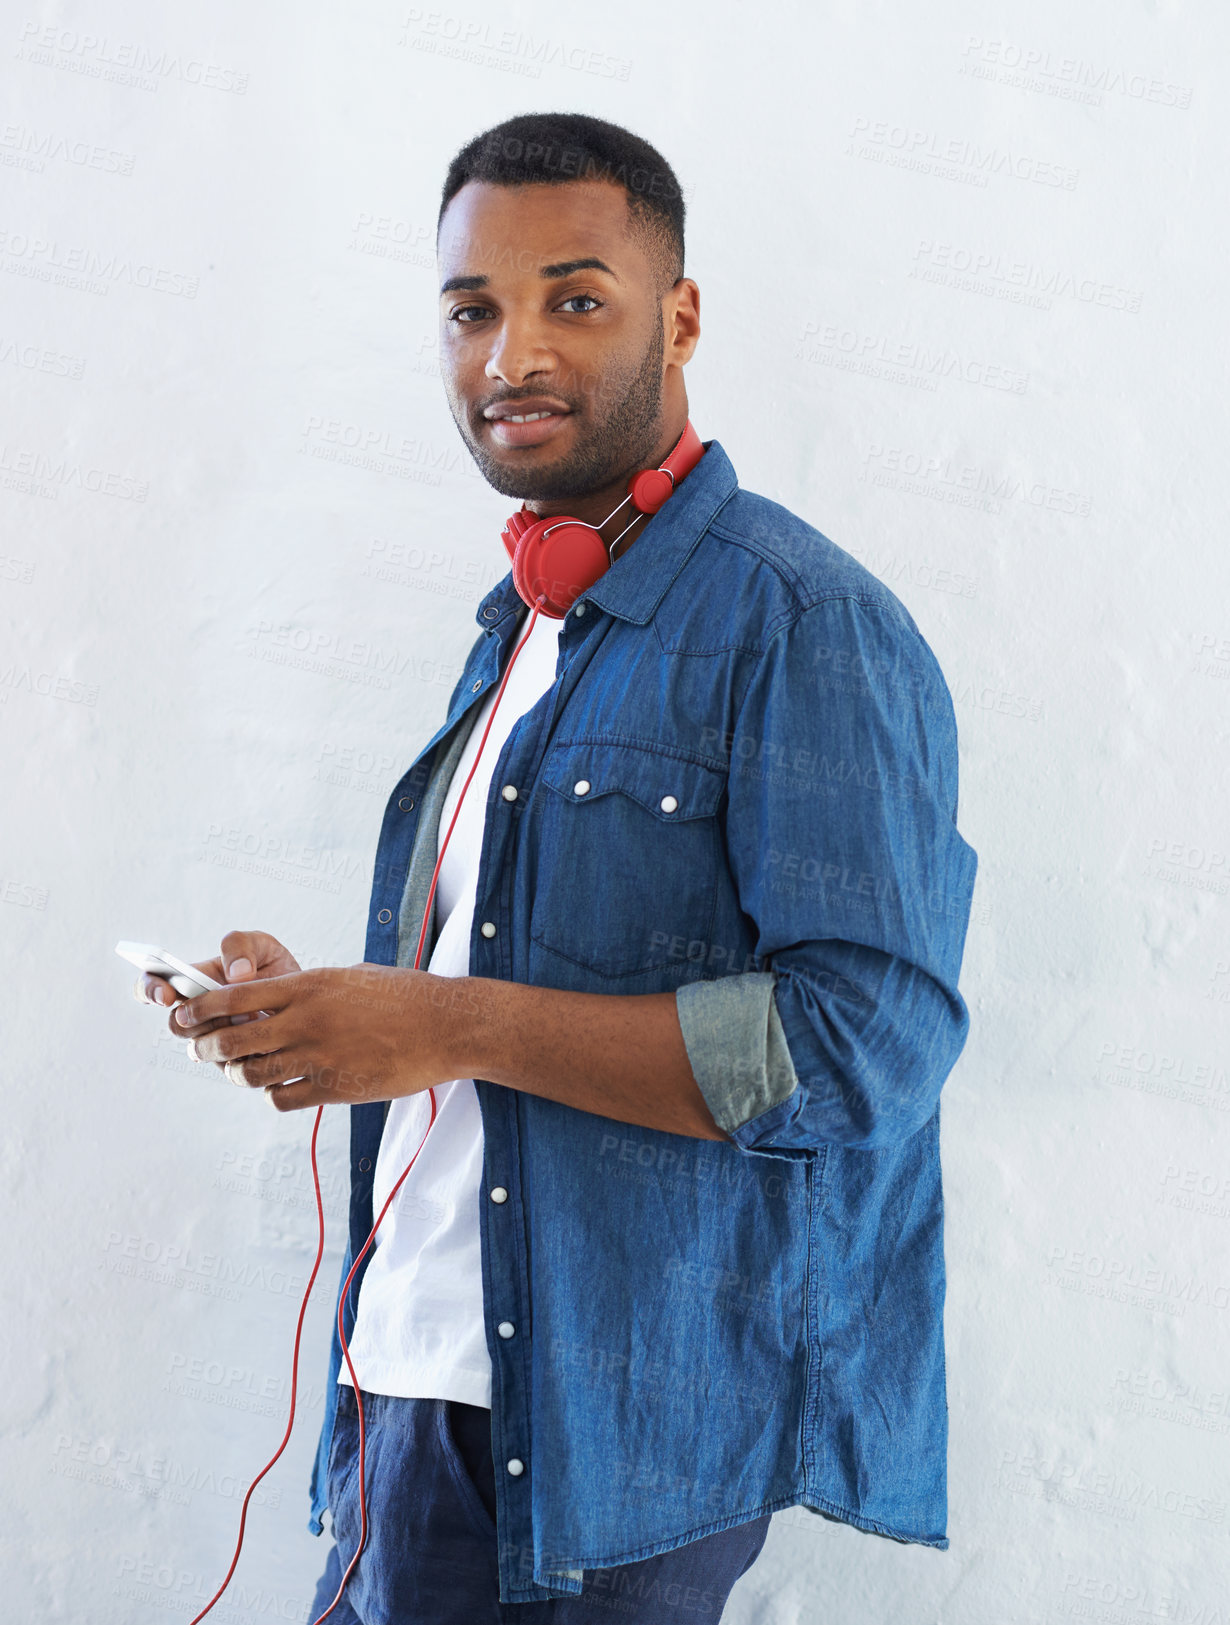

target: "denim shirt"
[306,438,979,1604]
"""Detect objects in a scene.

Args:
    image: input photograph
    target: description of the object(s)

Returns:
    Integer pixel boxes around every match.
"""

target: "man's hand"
[133,929,303,1079]
[137,934,730,1140]
[169,963,466,1111]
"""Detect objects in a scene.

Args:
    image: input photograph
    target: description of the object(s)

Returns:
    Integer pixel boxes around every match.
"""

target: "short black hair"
[438,112,685,294]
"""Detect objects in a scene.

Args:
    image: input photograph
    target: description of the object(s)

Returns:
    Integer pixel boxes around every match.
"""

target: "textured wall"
[3,1,1225,1620]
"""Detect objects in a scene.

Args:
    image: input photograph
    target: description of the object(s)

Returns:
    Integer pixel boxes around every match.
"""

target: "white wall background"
[2,1,1226,1619]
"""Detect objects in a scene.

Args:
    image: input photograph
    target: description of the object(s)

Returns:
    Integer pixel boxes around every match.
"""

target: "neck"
[558,413,695,564]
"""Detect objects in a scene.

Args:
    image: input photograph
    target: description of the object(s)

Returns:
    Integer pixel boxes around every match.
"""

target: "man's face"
[436,178,669,503]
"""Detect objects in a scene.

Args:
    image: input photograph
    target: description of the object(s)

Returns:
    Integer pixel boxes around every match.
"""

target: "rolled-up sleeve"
[675,594,979,1155]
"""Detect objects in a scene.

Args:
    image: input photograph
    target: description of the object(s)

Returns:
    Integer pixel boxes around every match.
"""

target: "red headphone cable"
[186,593,548,1623]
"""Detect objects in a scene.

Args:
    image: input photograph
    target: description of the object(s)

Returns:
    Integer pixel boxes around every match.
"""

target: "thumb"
[222,949,259,1025]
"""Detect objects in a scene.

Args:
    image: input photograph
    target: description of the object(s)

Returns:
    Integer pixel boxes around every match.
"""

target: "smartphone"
[116,941,225,1000]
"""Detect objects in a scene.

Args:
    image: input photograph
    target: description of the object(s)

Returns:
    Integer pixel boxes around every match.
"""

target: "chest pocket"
[529,739,726,979]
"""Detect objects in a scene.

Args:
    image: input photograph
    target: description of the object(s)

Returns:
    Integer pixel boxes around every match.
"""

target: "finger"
[266,1059,377,1109]
[173,1001,269,1038]
[259,1053,377,1111]
[220,928,287,979]
[175,969,305,1030]
[191,1010,290,1067]
[183,1032,248,1064]
[222,944,256,981]
[172,1011,238,1043]
[264,1075,333,1112]
[221,1049,311,1090]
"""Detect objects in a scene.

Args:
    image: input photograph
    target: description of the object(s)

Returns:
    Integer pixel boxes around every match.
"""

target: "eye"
[558,294,601,313]
[449,304,491,324]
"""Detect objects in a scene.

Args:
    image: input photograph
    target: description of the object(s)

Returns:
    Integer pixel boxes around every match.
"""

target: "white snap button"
[480,921,496,938]
[574,779,590,796]
[507,1459,525,1477]
[660,794,679,813]
[471,679,483,691]
[574,602,586,617]
[497,1321,515,1339]
[490,1186,508,1204]
[501,784,518,801]
[377,909,392,923]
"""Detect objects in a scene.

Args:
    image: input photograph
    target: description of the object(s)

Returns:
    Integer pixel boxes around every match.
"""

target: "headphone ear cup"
[513,517,609,618]
[501,506,534,564]
[509,515,548,610]
[627,467,675,515]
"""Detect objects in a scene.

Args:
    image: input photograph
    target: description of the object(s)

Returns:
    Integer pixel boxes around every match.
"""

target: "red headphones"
[499,418,705,617]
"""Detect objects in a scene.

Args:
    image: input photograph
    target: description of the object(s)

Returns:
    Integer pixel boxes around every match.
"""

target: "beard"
[446,312,666,502]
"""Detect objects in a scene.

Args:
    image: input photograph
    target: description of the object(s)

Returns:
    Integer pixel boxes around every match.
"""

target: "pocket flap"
[541,739,726,821]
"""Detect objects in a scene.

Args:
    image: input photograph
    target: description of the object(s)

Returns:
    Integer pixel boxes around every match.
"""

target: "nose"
[484,311,557,390]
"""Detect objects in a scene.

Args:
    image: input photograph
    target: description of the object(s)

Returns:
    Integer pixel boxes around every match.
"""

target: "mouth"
[481,399,574,449]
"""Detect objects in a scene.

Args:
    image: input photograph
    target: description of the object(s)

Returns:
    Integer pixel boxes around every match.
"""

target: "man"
[140,112,978,1621]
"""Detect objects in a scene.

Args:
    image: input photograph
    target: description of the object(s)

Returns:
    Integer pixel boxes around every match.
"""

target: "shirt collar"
[474,438,738,631]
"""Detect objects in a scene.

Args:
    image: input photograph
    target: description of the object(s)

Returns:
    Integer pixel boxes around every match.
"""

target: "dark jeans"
[309,1385,772,1623]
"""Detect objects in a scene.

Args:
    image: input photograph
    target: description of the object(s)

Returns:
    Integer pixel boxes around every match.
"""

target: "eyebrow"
[439,256,619,296]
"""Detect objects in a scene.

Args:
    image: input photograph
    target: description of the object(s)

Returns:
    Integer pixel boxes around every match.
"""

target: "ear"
[664,278,701,366]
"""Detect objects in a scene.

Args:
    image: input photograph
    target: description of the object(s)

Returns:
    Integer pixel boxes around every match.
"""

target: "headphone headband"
[631,418,705,514]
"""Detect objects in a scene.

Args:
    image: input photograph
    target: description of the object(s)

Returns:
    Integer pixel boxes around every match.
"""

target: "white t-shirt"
[339,604,562,1406]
